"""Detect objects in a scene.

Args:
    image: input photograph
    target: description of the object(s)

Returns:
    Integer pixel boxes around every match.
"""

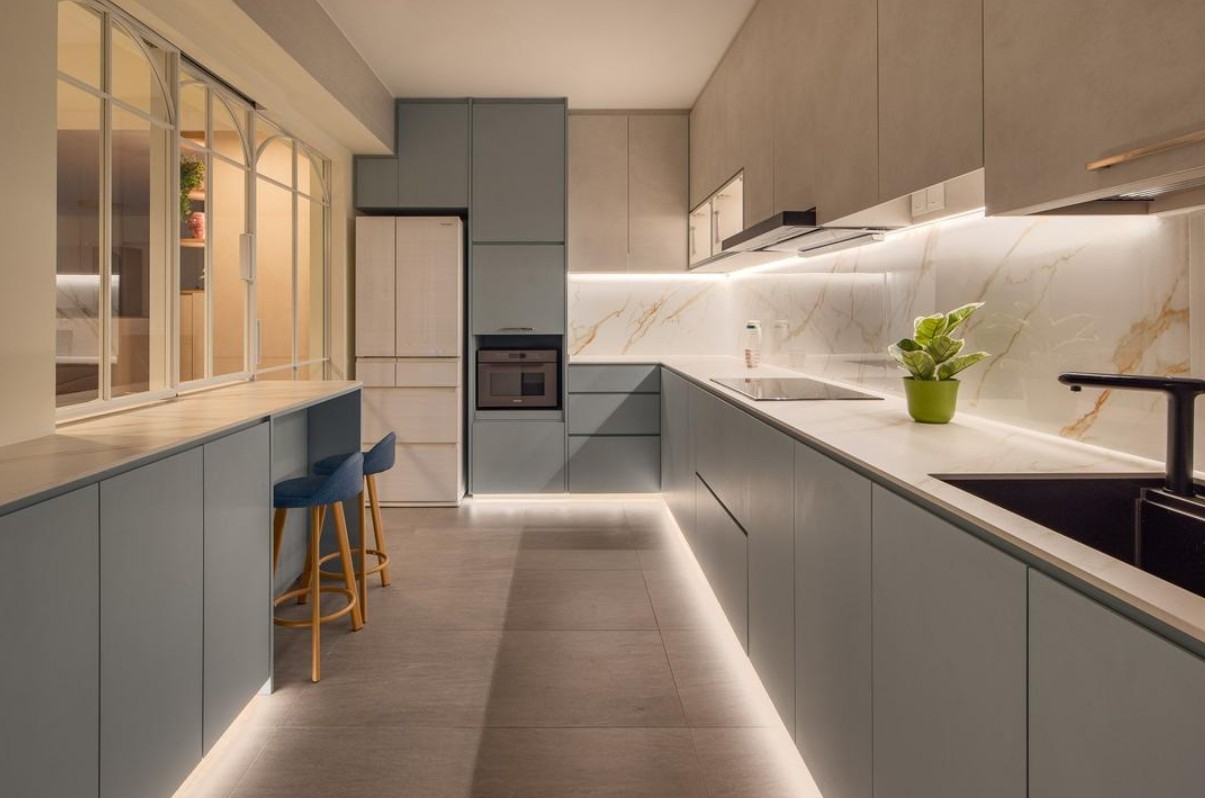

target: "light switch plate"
[911,190,927,217]
[925,183,946,213]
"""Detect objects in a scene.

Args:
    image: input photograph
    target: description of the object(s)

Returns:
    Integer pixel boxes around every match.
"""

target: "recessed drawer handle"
[1086,127,1205,171]
[497,326,535,332]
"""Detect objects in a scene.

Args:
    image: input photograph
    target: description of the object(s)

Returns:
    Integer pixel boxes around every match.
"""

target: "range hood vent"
[689,210,897,272]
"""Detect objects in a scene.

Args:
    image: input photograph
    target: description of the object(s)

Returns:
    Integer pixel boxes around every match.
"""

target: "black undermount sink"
[935,473,1205,598]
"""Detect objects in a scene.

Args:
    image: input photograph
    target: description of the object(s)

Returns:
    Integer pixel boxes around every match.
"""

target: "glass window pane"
[296,196,325,363]
[256,367,295,382]
[179,79,207,146]
[296,147,326,200]
[211,159,248,377]
[212,95,248,165]
[111,107,170,398]
[56,80,102,407]
[255,178,294,371]
[111,23,171,122]
[58,1,102,88]
[255,122,293,186]
[298,362,327,380]
[178,145,206,382]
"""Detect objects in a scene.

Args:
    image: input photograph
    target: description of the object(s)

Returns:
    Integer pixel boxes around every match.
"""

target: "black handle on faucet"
[1058,372,1205,498]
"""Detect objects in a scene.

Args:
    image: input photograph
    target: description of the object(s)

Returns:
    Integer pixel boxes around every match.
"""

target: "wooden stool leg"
[367,474,391,586]
[309,506,322,682]
[333,502,364,631]
[297,506,325,605]
[358,488,368,622]
[272,508,287,574]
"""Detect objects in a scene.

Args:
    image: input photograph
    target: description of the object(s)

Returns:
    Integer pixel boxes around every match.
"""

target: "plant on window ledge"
[888,302,990,424]
[179,155,205,222]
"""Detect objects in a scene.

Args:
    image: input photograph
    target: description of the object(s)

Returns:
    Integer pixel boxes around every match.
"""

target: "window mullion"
[99,9,113,402]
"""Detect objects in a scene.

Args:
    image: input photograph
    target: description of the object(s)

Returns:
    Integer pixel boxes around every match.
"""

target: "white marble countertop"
[580,354,1205,648]
[0,380,359,514]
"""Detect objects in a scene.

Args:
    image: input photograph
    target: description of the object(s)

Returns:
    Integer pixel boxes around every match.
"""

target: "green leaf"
[890,345,937,380]
[937,351,989,380]
[893,337,923,352]
[943,302,984,334]
[912,314,949,346]
[925,334,964,364]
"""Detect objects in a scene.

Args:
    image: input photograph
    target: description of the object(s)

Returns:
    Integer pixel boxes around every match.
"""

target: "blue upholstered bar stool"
[271,451,365,683]
[312,433,396,619]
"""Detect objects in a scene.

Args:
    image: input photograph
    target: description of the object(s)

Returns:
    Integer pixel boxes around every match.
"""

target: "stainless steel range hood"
[689,209,896,272]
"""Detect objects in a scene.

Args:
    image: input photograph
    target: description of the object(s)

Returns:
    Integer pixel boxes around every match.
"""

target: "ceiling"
[314,0,758,109]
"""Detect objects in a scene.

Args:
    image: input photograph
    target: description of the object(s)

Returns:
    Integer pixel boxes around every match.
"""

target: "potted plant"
[179,154,205,227]
[888,302,990,424]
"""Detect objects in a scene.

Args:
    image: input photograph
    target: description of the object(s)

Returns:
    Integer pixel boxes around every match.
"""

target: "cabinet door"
[813,0,879,222]
[985,0,1205,214]
[472,101,566,243]
[396,100,469,209]
[568,363,659,394]
[0,487,99,798]
[629,114,688,272]
[660,369,695,540]
[354,156,398,209]
[374,443,463,504]
[745,418,796,733]
[1029,571,1205,798]
[203,424,271,753]
[568,113,628,272]
[872,486,1026,798]
[726,1,775,225]
[101,449,204,798]
[794,443,872,798]
[568,435,661,493]
[691,387,749,527]
[395,217,463,357]
[878,0,983,201]
[690,80,723,210]
[470,244,565,335]
[364,386,459,444]
[567,393,660,436]
[771,0,817,214]
[471,421,566,494]
[354,217,396,357]
[695,476,748,650]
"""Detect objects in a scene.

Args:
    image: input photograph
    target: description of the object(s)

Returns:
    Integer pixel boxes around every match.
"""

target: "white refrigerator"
[354,216,464,505]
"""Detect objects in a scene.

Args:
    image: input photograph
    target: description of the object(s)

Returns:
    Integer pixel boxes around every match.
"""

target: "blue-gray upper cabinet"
[101,449,205,798]
[1029,570,1205,798]
[471,100,566,243]
[0,486,99,798]
[660,369,695,540]
[872,486,1027,798]
[471,244,565,335]
[354,156,399,209]
[794,443,872,798]
[396,100,470,209]
[203,423,271,754]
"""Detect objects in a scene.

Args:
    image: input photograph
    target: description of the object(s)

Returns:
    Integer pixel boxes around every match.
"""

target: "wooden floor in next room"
[176,498,819,798]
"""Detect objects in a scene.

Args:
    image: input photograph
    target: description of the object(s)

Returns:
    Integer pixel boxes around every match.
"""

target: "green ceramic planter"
[903,378,960,424]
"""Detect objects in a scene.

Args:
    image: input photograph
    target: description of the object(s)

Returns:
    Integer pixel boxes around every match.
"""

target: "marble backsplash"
[569,211,1204,464]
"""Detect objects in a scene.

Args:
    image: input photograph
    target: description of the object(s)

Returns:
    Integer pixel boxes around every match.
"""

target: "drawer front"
[395,358,460,387]
[471,421,566,494]
[373,444,462,504]
[363,387,460,444]
[355,359,396,387]
[568,435,661,493]
[568,364,660,393]
[568,393,660,436]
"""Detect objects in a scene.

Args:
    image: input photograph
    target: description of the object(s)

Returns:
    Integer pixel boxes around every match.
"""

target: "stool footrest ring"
[273,585,358,628]
[316,549,391,580]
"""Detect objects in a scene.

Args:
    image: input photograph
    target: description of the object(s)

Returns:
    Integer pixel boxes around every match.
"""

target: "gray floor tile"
[362,568,515,630]
[662,630,781,728]
[518,527,634,550]
[643,567,716,630]
[523,502,630,528]
[692,727,823,798]
[513,548,641,570]
[470,728,708,797]
[484,630,686,727]
[503,569,658,630]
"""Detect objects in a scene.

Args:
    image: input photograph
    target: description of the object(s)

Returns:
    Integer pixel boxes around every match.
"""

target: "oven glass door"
[479,363,557,407]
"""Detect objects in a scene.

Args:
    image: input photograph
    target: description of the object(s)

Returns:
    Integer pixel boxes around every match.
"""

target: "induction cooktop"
[711,376,882,401]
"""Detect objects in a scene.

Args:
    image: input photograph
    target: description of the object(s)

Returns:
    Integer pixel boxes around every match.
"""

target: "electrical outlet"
[911,190,927,217]
[926,183,946,213]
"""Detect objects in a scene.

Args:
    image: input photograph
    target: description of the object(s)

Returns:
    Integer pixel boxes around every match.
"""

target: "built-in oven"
[477,349,560,409]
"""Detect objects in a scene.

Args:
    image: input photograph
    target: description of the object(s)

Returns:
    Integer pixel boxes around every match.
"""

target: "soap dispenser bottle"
[743,321,763,369]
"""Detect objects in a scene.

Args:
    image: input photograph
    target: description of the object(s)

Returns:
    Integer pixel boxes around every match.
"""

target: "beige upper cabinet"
[770,0,818,215]
[985,0,1205,214]
[568,114,628,272]
[878,0,983,203]
[354,217,396,357]
[568,112,688,272]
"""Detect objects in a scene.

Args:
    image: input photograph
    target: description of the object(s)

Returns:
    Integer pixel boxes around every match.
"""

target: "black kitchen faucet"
[1058,372,1205,498]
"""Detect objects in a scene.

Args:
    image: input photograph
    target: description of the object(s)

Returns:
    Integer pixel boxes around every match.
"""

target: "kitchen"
[4,0,1205,797]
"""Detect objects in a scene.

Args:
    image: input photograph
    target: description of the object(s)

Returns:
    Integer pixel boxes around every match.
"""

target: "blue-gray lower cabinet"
[660,369,695,538]
[203,423,271,753]
[872,486,1027,798]
[695,475,748,650]
[691,387,750,528]
[569,364,660,394]
[794,443,872,798]
[1029,570,1205,798]
[568,435,660,493]
[567,393,660,436]
[101,448,205,798]
[472,421,566,493]
[471,244,566,335]
[745,417,796,735]
[0,486,99,798]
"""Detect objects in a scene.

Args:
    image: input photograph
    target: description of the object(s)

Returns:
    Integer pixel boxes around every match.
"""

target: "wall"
[570,212,1204,465]
[0,2,57,446]
[568,276,733,357]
